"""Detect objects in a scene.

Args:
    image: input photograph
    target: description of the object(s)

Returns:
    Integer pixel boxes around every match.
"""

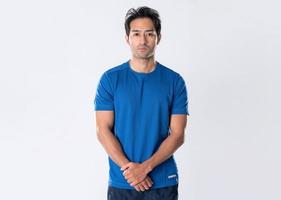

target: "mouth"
[137,48,148,51]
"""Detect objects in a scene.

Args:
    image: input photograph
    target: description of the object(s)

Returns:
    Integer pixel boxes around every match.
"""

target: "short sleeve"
[171,75,189,115]
[94,72,114,111]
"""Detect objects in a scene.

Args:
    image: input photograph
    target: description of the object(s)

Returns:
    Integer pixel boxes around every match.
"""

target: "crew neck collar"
[126,60,159,76]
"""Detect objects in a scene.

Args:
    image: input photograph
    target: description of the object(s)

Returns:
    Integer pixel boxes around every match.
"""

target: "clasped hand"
[121,162,153,192]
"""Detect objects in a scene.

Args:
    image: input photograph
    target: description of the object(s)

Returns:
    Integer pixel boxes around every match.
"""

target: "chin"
[135,53,154,59]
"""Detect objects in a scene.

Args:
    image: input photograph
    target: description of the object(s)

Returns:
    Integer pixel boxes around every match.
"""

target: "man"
[94,6,190,200]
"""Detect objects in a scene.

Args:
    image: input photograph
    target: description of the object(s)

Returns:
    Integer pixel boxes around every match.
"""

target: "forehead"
[130,17,155,32]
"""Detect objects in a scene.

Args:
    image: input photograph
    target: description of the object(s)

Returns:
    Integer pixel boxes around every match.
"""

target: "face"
[125,17,161,60]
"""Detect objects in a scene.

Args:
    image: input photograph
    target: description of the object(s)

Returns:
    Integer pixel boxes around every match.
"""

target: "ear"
[157,34,161,45]
[125,35,129,44]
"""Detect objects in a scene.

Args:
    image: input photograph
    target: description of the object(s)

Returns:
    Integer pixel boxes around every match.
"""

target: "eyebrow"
[131,29,155,32]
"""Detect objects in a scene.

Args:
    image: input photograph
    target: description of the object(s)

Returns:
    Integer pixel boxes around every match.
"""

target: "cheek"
[148,42,157,49]
[130,44,138,51]
[148,39,157,45]
[132,42,139,49]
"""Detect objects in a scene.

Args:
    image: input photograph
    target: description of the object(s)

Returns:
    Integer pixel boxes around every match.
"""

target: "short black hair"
[125,6,161,38]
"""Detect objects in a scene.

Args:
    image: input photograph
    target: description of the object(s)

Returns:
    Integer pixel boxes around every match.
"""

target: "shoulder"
[157,62,184,81]
[97,61,128,85]
[157,62,188,94]
[103,61,128,77]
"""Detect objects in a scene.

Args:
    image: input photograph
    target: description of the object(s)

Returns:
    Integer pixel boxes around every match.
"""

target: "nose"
[140,34,147,44]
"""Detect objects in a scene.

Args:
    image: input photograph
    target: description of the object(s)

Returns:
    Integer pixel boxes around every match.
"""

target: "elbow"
[177,134,185,146]
[178,137,184,146]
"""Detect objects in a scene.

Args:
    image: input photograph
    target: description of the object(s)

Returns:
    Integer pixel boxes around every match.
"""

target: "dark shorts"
[107,184,178,200]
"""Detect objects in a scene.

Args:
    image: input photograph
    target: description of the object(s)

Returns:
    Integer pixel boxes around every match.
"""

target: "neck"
[129,57,156,73]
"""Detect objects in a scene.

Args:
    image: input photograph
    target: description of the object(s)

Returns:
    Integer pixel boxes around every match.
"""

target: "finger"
[130,179,142,187]
[140,181,149,190]
[122,169,130,176]
[145,177,153,187]
[144,179,152,189]
[134,185,140,192]
[125,173,135,180]
[124,173,133,180]
[147,176,153,184]
[127,177,135,184]
[138,184,145,192]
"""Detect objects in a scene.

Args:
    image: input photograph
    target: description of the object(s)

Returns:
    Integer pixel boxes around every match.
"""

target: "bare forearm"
[97,128,129,167]
[143,134,184,173]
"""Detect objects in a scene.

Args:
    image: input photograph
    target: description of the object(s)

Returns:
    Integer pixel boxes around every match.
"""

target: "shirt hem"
[108,179,179,190]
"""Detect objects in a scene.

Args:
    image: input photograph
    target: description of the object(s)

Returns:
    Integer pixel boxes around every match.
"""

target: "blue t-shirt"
[94,60,189,189]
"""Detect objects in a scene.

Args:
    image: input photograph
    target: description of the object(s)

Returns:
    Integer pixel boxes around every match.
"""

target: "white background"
[0,0,280,199]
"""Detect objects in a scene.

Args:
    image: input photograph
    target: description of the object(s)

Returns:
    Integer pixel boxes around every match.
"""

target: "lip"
[137,48,148,51]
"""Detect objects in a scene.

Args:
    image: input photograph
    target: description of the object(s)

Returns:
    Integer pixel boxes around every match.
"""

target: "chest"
[114,77,173,111]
